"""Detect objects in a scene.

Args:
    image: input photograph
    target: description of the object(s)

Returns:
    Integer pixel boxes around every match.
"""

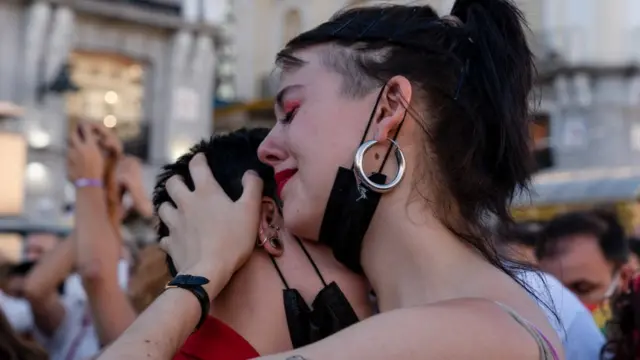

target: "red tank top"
[173,316,259,360]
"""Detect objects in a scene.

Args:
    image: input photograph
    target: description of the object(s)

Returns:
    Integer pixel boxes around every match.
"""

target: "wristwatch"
[165,274,211,330]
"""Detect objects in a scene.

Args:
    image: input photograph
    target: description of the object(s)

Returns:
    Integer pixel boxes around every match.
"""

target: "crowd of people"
[1,0,639,359]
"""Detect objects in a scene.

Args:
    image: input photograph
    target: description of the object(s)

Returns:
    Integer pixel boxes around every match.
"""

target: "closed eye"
[279,106,299,124]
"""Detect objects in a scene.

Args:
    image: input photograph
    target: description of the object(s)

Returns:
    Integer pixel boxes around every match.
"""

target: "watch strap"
[165,275,211,330]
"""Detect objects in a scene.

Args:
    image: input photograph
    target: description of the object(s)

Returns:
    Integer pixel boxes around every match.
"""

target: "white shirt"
[516,270,605,360]
[0,291,34,333]
[35,260,129,360]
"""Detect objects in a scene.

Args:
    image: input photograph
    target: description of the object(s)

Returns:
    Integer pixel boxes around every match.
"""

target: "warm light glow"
[104,91,119,104]
[28,128,51,149]
[170,140,192,161]
[0,133,26,215]
[103,115,118,128]
[128,65,143,79]
[26,162,48,186]
[0,233,23,263]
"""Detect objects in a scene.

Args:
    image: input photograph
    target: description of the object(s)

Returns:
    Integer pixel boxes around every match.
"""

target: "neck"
[361,192,495,311]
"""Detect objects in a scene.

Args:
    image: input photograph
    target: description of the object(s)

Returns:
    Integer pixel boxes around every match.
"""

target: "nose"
[258,127,287,168]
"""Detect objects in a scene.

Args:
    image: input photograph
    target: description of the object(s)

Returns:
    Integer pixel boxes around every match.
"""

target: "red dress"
[173,316,259,360]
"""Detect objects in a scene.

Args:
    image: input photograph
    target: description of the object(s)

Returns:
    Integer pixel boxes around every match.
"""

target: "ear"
[374,75,413,142]
[258,197,284,257]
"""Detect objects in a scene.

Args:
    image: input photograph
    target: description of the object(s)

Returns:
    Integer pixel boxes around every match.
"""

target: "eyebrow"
[275,84,304,112]
[275,51,307,70]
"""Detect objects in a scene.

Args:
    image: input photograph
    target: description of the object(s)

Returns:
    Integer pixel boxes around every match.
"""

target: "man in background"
[537,210,633,333]
[499,221,605,360]
[499,221,543,266]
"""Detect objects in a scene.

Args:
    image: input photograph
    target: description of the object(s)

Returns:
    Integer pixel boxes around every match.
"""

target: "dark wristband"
[165,274,211,330]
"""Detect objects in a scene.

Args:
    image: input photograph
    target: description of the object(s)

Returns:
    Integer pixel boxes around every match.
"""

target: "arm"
[99,291,555,360]
[119,156,154,220]
[22,237,74,336]
[98,263,229,359]
[128,183,154,219]
[75,186,137,346]
[98,287,201,359]
[256,301,561,360]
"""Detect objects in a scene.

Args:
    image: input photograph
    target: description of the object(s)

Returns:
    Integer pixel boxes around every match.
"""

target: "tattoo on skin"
[286,356,307,360]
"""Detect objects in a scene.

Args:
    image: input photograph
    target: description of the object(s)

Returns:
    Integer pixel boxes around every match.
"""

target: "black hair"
[153,128,275,240]
[277,0,536,300]
[602,275,640,360]
[8,262,35,276]
[628,237,640,258]
[537,210,629,267]
[500,221,545,248]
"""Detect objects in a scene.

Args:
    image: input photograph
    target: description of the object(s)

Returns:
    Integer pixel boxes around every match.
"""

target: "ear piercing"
[256,224,282,249]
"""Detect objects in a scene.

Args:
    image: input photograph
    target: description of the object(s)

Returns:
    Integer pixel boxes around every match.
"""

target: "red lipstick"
[274,169,298,199]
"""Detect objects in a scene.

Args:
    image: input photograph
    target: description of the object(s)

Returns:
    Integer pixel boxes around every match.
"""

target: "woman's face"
[258,47,381,240]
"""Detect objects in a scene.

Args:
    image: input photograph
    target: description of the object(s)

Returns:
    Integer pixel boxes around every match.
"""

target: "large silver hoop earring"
[353,139,406,193]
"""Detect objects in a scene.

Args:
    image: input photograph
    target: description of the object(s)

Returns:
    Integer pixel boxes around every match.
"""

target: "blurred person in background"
[0,262,34,336]
[24,233,59,263]
[537,210,633,333]
[117,155,157,252]
[2,262,39,336]
[499,221,605,360]
[19,122,141,360]
[602,273,640,360]
[499,221,544,266]
[0,309,48,360]
[126,245,171,313]
[626,237,640,272]
[0,232,61,337]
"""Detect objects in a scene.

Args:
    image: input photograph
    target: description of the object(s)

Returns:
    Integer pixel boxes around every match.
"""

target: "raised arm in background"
[22,236,74,336]
[118,156,154,220]
[68,122,136,346]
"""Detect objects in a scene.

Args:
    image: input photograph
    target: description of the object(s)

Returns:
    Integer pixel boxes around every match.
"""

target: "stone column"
[41,6,76,149]
[233,0,256,100]
[163,29,195,161]
[191,33,216,134]
[157,0,218,162]
[21,1,52,106]
[23,5,76,224]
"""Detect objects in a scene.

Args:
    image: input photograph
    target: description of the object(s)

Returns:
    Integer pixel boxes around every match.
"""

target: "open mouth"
[274,168,298,199]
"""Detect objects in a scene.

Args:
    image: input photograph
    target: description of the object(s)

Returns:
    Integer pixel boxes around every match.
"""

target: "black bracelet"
[165,274,211,330]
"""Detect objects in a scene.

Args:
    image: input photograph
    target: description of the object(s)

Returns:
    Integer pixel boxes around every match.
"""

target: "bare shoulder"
[257,299,563,360]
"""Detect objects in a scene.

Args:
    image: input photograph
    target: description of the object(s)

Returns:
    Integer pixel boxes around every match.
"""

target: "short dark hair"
[500,221,544,248]
[153,128,275,240]
[537,210,629,266]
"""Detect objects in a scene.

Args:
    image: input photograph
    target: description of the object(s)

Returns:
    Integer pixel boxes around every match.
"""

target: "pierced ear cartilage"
[269,224,280,231]
[256,236,268,248]
[353,138,406,193]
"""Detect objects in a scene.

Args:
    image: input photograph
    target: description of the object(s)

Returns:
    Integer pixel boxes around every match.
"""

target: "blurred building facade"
[0,0,222,226]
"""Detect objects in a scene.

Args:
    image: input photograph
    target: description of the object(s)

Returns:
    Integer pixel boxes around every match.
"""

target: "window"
[66,51,149,160]
[100,0,181,15]
[530,113,553,171]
